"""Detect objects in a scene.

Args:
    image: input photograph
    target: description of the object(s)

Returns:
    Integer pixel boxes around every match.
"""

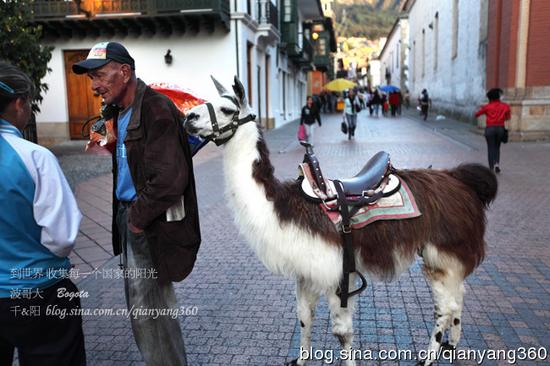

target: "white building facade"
[378,16,409,92]
[32,0,324,144]
[404,0,489,121]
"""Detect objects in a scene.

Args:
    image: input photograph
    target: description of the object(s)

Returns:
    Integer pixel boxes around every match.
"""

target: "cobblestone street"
[57,110,549,365]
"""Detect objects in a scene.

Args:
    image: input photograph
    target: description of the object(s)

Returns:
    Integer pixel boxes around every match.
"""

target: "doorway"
[64,50,102,139]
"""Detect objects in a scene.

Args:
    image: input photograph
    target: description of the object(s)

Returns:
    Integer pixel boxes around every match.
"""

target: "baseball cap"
[72,42,135,74]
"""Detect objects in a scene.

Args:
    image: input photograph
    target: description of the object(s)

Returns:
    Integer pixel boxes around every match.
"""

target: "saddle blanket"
[321,179,421,229]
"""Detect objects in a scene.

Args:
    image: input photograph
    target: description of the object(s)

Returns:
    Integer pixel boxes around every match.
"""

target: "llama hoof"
[284,358,299,366]
[441,341,456,351]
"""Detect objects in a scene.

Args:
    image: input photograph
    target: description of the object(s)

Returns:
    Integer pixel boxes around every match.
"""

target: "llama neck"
[222,123,343,288]
[223,123,282,226]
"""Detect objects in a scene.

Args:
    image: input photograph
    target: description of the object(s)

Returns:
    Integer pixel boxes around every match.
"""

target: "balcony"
[299,36,314,66]
[312,31,330,70]
[257,0,278,29]
[256,0,279,44]
[31,0,230,39]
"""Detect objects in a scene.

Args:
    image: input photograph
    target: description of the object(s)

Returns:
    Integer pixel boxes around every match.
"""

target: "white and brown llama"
[183,77,498,366]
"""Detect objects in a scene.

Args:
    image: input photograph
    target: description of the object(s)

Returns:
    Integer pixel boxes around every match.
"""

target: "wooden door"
[64,50,102,139]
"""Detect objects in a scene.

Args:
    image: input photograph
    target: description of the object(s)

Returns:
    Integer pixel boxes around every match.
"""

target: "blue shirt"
[0,119,81,298]
[116,108,137,202]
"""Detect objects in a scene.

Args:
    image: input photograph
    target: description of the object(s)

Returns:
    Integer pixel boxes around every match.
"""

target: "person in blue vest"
[0,62,85,365]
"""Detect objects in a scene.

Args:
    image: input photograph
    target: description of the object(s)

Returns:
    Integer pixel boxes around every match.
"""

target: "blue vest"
[0,123,70,298]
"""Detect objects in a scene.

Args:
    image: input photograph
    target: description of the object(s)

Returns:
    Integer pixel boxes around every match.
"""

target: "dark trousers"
[345,113,357,139]
[485,126,505,169]
[390,105,398,116]
[421,105,429,120]
[0,279,86,366]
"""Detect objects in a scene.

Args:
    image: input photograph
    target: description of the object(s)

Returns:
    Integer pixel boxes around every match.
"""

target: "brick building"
[487,0,550,141]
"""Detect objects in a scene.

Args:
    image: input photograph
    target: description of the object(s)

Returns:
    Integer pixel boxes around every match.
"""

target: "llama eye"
[220,107,235,115]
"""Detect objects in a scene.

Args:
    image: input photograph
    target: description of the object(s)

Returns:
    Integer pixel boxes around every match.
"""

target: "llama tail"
[449,164,498,207]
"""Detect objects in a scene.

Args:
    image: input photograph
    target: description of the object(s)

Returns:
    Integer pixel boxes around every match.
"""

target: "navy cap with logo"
[72,42,135,74]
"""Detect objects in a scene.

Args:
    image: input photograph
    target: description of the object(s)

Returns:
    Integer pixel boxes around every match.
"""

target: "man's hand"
[128,222,144,234]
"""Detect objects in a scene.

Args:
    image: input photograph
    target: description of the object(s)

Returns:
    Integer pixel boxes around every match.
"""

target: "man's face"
[87,61,130,105]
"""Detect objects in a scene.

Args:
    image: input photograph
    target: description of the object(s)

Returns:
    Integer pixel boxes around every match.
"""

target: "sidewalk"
[54,111,549,365]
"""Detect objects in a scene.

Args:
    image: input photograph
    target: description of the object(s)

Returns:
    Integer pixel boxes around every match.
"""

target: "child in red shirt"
[475,88,510,173]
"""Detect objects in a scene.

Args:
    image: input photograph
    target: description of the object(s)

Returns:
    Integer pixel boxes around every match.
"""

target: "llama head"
[183,76,256,145]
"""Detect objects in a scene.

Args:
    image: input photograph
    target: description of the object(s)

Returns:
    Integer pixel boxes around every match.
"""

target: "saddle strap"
[334,180,358,308]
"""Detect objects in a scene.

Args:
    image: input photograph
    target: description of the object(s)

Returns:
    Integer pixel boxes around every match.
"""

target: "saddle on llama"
[298,142,421,307]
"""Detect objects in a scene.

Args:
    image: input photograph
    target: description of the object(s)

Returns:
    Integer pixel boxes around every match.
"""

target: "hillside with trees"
[334,0,406,39]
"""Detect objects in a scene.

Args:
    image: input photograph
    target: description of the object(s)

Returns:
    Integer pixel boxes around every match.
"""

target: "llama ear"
[211,75,228,96]
[232,75,248,106]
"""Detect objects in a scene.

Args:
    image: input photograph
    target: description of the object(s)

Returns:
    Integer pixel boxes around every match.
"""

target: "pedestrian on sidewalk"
[300,96,322,144]
[418,89,431,120]
[389,91,400,117]
[371,89,382,117]
[382,93,389,117]
[475,88,510,173]
[343,88,361,140]
[73,42,201,366]
[0,61,86,366]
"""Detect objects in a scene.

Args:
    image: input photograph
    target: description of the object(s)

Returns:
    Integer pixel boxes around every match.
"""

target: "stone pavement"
[55,110,549,365]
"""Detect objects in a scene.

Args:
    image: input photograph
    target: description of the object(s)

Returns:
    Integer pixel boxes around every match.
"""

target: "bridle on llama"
[203,95,256,146]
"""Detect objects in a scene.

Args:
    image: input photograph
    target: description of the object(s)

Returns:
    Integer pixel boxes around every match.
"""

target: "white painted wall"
[368,60,381,88]
[38,30,235,124]
[36,0,313,137]
[379,22,401,88]
[379,18,410,92]
[407,0,487,120]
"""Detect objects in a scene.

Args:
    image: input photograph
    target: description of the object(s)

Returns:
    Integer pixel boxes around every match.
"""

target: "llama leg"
[326,283,356,366]
[294,278,320,366]
[419,268,464,366]
[444,281,465,350]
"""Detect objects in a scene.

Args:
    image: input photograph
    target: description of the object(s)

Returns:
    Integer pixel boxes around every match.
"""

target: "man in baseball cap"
[73,42,200,366]
[72,41,134,74]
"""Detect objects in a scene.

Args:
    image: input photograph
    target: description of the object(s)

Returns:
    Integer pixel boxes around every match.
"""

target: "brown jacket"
[111,79,201,283]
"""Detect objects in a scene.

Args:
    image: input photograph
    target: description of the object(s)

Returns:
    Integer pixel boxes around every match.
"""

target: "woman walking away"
[343,88,361,140]
[300,96,321,144]
[475,88,510,173]
[389,91,400,117]
[419,89,431,120]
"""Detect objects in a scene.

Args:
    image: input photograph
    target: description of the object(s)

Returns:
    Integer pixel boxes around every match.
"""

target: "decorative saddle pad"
[320,179,421,229]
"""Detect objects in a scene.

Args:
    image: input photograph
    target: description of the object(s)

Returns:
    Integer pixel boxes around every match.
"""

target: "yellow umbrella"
[323,78,357,92]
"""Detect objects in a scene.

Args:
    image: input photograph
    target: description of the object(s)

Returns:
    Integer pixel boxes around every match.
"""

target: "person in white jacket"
[0,61,85,366]
[343,88,362,140]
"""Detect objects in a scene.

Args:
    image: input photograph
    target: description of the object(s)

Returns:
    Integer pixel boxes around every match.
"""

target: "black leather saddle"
[339,151,391,196]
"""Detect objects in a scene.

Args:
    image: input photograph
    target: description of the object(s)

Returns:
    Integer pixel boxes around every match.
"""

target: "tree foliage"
[334,0,405,39]
[0,1,53,112]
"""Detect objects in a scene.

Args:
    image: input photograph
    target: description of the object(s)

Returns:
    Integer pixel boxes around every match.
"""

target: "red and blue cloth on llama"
[321,179,421,229]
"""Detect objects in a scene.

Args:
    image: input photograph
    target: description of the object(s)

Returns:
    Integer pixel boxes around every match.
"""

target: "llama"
[183,77,497,366]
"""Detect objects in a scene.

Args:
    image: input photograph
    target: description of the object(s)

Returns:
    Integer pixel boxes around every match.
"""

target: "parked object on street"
[73,41,199,366]
[0,61,86,366]
[435,115,446,121]
[183,76,499,366]
[475,88,511,173]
